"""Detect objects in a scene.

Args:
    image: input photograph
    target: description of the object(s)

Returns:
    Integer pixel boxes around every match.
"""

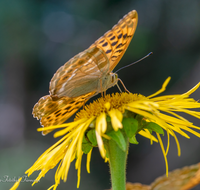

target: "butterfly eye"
[111,73,118,83]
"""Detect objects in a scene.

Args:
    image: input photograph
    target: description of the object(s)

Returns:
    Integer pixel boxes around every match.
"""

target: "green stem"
[105,135,129,190]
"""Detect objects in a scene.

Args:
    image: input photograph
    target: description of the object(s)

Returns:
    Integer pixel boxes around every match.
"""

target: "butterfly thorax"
[99,72,118,93]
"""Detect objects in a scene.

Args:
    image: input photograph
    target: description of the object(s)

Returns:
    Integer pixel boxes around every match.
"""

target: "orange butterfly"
[33,10,138,135]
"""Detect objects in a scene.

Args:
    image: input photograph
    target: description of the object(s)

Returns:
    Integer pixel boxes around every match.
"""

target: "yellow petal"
[96,112,107,133]
[138,130,158,142]
[86,148,93,173]
[10,177,22,190]
[108,109,123,131]
[148,77,171,98]
[95,130,106,158]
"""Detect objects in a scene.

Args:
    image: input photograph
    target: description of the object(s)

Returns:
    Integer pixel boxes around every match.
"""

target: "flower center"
[75,92,146,120]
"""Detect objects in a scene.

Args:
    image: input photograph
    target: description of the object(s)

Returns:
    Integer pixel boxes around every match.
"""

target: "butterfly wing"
[90,10,138,72]
[32,92,95,135]
[49,46,110,98]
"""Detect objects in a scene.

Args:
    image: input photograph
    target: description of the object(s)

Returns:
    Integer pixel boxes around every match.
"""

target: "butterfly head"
[110,72,118,86]
[101,72,118,92]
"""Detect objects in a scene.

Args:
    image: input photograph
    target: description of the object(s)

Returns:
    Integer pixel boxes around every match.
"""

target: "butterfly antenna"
[115,52,153,73]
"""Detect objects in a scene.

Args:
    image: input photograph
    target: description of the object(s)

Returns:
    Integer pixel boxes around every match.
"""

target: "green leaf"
[122,117,138,138]
[82,134,88,143]
[106,130,126,152]
[82,134,93,154]
[106,122,113,132]
[123,110,136,118]
[87,129,97,146]
[82,143,93,154]
[135,114,144,122]
[145,122,164,135]
[129,135,139,144]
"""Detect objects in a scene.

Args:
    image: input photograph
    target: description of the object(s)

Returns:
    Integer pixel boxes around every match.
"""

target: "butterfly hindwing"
[32,93,94,135]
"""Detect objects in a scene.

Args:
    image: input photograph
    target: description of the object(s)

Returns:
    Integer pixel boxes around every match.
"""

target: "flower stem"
[106,135,128,190]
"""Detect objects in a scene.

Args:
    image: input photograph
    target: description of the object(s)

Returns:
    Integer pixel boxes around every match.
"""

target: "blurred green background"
[1,0,200,189]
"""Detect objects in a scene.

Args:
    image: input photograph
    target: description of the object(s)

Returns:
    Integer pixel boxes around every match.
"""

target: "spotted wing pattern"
[90,10,138,72]
[33,92,95,135]
[33,10,138,134]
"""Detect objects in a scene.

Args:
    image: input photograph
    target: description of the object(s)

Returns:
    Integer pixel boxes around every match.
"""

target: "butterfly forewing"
[90,10,138,72]
[33,10,138,134]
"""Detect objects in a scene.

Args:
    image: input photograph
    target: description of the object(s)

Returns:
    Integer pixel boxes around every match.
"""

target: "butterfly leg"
[100,79,104,97]
[82,99,87,109]
[118,78,130,93]
[116,83,122,92]
[103,90,106,97]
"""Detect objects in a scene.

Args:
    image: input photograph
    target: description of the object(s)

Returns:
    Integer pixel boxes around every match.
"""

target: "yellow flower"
[10,77,200,190]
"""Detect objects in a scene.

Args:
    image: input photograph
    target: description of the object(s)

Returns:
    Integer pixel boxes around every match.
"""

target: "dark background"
[1,0,200,189]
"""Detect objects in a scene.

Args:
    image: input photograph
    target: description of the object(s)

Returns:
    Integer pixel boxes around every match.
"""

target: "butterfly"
[33,10,138,135]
